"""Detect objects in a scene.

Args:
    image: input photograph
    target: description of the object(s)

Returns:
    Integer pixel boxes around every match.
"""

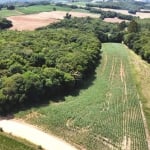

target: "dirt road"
[0,119,78,150]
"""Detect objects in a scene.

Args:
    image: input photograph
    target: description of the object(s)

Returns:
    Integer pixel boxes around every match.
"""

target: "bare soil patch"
[7,11,99,31]
[104,17,128,23]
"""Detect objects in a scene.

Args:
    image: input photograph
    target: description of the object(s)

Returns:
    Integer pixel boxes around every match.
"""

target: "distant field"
[104,17,128,23]
[0,4,84,18]
[16,4,71,14]
[101,8,150,19]
[0,132,35,150]
[16,43,149,150]
[7,11,99,31]
[68,2,87,7]
[0,8,23,18]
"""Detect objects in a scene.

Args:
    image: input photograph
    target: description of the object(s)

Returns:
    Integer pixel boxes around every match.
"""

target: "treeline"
[55,3,78,9]
[0,28,101,114]
[124,19,150,63]
[0,18,12,29]
[42,17,125,43]
[86,1,149,13]
[85,7,135,20]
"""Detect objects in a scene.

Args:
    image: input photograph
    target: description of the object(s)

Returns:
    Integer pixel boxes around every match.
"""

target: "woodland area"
[0,27,101,114]
[124,19,150,62]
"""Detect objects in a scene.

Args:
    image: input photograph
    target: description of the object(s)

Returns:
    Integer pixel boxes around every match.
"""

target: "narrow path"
[0,119,78,150]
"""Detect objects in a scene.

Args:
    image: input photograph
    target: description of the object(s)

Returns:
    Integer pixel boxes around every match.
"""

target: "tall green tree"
[128,20,139,33]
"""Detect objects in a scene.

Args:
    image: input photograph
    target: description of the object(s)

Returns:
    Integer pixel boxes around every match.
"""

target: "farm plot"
[16,43,149,150]
[103,17,129,23]
[7,11,99,31]
[101,8,150,19]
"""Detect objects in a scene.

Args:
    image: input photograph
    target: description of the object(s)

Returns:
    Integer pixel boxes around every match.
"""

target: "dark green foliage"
[41,17,120,43]
[0,18,12,29]
[7,5,15,10]
[124,20,150,63]
[118,21,127,31]
[64,13,71,19]
[85,7,135,20]
[0,28,101,114]
[128,20,139,33]
[108,32,124,43]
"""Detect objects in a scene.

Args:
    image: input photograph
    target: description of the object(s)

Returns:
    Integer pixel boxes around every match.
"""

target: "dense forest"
[41,17,124,42]
[0,27,101,114]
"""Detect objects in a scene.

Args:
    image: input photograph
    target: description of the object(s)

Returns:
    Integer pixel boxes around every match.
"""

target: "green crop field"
[0,9,23,18]
[16,5,71,14]
[68,2,87,7]
[0,132,35,150]
[0,4,88,17]
[16,43,149,150]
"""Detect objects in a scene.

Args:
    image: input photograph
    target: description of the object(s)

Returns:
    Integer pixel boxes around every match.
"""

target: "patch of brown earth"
[104,17,128,23]
[7,11,99,31]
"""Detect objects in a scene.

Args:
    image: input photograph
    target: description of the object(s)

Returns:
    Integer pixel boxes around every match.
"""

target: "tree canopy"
[0,27,101,114]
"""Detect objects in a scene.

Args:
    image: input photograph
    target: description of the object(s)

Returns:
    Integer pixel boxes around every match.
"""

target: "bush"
[0,128,3,132]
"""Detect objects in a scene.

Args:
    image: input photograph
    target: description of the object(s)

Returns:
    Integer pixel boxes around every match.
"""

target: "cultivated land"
[129,49,150,134]
[7,11,99,31]
[0,4,88,18]
[16,43,149,150]
[0,5,71,17]
[101,8,150,19]
[104,17,129,23]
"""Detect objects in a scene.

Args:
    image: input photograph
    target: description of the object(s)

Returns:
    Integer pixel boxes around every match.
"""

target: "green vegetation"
[0,4,83,17]
[129,48,150,134]
[124,19,150,63]
[0,132,35,150]
[0,8,23,17]
[43,17,123,43]
[16,4,71,14]
[16,43,148,150]
[0,27,101,114]
[86,1,150,13]
[0,18,12,29]
[0,4,149,149]
[85,7,135,20]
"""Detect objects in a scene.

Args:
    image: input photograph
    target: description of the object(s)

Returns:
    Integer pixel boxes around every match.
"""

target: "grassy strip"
[128,48,150,133]
[0,8,23,18]
[0,132,36,150]
[16,43,148,150]
[16,5,71,14]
